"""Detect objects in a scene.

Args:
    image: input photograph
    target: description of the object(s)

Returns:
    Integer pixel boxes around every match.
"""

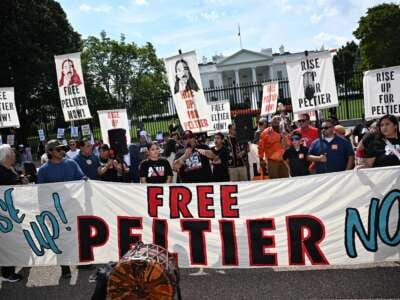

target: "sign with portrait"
[363,65,400,119]
[286,51,338,114]
[0,87,20,128]
[164,51,212,133]
[54,52,92,122]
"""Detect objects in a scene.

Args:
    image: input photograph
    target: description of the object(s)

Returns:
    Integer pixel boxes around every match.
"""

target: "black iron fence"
[17,70,364,156]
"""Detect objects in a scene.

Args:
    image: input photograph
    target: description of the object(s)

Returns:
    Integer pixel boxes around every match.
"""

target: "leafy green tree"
[354,3,400,70]
[0,0,81,142]
[82,32,170,118]
[333,41,360,74]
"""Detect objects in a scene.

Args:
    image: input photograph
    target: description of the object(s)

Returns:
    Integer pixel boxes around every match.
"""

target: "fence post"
[343,70,350,120]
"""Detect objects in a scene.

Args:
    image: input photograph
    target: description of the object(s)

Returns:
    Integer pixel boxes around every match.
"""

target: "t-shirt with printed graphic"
[364,135,400,167]
[139,158,173,183]
[175,144,212,183]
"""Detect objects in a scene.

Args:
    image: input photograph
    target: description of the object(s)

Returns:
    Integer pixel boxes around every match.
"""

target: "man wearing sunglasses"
[292,113,318,147]
[66,139,79,159]
[37,139,85,278]
[308,119,354,174]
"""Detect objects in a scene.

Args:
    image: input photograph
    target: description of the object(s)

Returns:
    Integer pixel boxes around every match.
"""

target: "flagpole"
[238,24,243,49]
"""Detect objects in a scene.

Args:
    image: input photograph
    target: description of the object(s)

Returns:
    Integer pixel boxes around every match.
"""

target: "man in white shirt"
[66,139,79,159]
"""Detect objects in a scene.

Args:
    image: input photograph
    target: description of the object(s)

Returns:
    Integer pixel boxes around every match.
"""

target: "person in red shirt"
[258,115,290,179]
[292,113,319,147]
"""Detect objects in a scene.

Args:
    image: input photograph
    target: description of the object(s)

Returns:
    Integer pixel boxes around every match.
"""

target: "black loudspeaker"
[108,128,128,157]
[234,115,254,143]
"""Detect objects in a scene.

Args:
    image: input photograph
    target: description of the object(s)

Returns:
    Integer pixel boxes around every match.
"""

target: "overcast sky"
[58,0,398,60]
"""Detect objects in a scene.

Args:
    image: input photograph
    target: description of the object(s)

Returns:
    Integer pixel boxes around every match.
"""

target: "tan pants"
[229,166,248,182]
[267,160,289,179]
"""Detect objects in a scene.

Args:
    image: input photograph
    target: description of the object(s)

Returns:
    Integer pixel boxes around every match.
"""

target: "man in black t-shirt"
[283,133,309,177]
[173,130,212,183]
[0,144,25,283]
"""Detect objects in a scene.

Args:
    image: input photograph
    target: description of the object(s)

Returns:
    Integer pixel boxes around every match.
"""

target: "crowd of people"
[1,112,400,282]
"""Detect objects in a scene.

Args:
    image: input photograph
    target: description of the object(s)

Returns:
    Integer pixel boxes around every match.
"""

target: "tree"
[354,3,400,70]
[82,32,170,118]
[333,41,360,74]
[0,0,81,142]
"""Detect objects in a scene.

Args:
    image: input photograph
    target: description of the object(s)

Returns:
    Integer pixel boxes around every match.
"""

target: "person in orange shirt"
[258,115,290,179]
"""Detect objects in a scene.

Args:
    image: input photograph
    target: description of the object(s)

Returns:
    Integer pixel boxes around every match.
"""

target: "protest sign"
[286,51,338,113]
[38,129,46,141]
[70,126,79,138]
[0,87,20,128]
[208,100,231,134]
[0,136,2,144]
[1,167,399,268]
[165,51,212,133]
[81,124,91,136]
[260,81,279,116]
[97,109,131,146]
[54,52,92,121]
[6,134,15,145]
[57,128,65,139]
[363,65,400,119]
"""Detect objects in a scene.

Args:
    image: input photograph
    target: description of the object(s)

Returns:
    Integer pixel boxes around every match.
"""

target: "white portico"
[199,49,275,89]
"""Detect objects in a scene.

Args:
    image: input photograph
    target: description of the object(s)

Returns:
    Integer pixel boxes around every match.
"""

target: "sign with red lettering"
[363,65,400,119]
[286,51,338,113]
[54,52,92,121]
[261,81,279,116]
[1,167,400,268]
[98,109,131,146]
[164,51,212,133]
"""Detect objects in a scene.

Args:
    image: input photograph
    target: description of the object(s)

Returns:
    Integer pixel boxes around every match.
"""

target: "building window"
[209,79,215,89]
[277,71,283,79]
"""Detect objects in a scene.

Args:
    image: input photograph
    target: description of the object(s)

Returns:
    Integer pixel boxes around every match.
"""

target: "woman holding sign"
[362,114,400,168]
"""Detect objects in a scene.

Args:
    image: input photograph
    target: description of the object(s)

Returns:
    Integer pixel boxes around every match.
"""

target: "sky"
[58,0,398,61]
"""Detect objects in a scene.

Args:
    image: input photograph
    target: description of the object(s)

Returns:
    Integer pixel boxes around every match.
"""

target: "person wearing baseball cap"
[173,130,212,183]
[37,139,85,279]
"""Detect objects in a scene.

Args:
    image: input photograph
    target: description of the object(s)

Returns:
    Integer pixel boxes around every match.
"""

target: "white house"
[199,46,322,89]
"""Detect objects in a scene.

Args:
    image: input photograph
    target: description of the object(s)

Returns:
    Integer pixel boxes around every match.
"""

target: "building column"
[251,67,257,83]
[269,66,274,80]
[218,72,223,87]
[234,69,240,85]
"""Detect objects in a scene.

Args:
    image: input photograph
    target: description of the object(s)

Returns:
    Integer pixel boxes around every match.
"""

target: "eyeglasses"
[322,126,333,130]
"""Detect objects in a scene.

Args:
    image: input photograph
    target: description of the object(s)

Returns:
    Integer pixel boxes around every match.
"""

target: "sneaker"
[61,267,72,279]
[1,273,22,283]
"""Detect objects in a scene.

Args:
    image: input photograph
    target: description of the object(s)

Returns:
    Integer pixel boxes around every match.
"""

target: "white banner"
[261,81,279,116]
[54,52,92,122]
[0,87,20,128]
[1,167,399,268]
[208,100,231,134]
[287,51,338,113]
[165,51,212,133]
[97,109,131,146]
[363,65,400,120]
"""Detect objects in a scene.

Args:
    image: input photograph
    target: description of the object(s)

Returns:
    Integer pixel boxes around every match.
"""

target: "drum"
[107,242,180,300]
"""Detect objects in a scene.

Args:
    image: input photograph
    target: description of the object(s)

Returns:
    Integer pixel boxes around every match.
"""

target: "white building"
[199,46,321,89]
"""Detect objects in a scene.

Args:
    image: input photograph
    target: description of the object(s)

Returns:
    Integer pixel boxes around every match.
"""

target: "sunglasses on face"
[322,126,333,130]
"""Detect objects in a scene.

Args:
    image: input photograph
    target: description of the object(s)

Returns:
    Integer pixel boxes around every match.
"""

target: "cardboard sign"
[363,65,400,119]
[98,109,131,146]
[0,87,20,128]
[81,124,91,136]
[208,100,231,134]
[38,129,46,141]
[54,52,92,121]
[57,128,65,139]
[70,126,79,138]
[261,81,279,116]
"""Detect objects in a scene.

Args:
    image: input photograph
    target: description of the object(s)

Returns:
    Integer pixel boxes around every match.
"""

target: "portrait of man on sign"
[173,59,200,94]
[58,58,82,87]
[303,71,316,100]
